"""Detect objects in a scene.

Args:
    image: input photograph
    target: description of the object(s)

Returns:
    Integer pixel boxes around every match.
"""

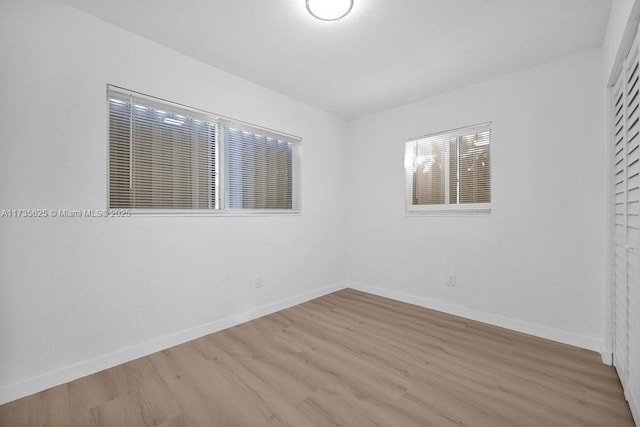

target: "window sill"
[406,206,491,217]
[124,209,301,217]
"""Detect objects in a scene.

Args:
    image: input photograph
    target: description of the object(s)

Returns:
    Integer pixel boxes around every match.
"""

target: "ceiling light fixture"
[306,0,354,21]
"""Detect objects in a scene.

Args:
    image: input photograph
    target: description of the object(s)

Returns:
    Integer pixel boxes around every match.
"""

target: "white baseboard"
[347,282,605,354]
[600,350,613,366]
[0,282,348,406]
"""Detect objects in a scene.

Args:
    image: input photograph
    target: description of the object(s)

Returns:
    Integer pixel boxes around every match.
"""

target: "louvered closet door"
[613,33,640,406]
[626,42,640,407]
[613,68,628,382]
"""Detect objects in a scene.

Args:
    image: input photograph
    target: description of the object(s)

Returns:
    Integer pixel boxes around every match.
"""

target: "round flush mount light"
[306,0,354,21]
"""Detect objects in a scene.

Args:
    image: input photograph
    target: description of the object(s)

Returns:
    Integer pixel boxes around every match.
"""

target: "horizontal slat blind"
[451,129,491,205]
[108,89,215,210]
[413,135,446,205]
[130,105,215,209]
[108,97,132,208]
[225,127,293,209]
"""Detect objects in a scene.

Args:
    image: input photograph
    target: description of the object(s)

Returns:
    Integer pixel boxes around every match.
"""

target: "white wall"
[345,48,606,351]
[0,0,347,403]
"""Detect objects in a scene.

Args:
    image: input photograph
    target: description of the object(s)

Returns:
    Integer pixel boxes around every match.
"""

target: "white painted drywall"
[345,49,606,351]
[0,0,347,402]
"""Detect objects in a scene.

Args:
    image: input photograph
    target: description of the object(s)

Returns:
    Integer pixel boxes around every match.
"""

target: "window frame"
[404,122,492,216]
[106,85,302,216]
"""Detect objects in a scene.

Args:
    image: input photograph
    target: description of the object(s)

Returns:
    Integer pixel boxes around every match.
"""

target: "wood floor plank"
[0,289,634,426]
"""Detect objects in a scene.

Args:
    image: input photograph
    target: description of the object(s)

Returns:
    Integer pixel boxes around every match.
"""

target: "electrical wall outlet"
[446,274,456,287]
[254,274,263,288]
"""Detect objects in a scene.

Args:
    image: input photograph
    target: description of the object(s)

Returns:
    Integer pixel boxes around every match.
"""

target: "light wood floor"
[0,289,634,426]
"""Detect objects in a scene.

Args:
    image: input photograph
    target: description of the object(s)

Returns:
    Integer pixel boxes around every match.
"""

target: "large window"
[405,123,491,214]
[108,86,300,213]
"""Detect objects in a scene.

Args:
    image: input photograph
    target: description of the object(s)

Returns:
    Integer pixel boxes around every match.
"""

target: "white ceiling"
[59,0,612,119]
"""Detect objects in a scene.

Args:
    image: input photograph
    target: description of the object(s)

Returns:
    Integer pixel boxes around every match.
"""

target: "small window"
[107,86,300,214]
[405,123,491,214]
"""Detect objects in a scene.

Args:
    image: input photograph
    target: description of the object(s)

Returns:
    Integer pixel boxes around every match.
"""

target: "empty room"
[0,0,639,425]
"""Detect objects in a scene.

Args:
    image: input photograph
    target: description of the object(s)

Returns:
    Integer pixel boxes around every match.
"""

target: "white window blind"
[107,86,300,213]
[224,127,294,210]
[405,123,491,214]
